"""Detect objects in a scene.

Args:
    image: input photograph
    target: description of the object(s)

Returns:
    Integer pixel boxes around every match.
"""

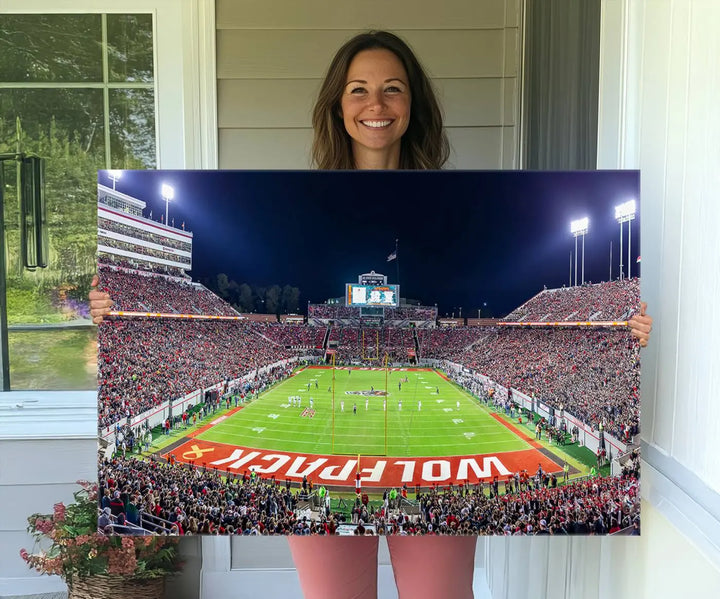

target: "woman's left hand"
[628,301,652,347]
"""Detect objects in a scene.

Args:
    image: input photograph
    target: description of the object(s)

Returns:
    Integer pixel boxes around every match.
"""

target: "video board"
[345,284,399,307]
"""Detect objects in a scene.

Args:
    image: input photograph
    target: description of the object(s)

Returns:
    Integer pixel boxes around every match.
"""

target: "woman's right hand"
[89,274,113,324]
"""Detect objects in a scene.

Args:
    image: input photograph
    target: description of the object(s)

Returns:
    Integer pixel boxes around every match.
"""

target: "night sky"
[99,170,640,317]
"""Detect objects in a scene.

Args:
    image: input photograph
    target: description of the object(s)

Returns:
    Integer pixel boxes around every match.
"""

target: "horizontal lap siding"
[216,0,521,169]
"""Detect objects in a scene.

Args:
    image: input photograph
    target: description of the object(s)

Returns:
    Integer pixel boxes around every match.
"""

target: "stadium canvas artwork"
[97,170,641,537]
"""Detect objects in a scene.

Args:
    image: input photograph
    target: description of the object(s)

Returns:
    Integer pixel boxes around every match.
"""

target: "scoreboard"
[346,284,399,307]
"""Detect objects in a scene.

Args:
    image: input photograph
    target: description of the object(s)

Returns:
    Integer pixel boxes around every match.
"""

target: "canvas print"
[97,170,641,536]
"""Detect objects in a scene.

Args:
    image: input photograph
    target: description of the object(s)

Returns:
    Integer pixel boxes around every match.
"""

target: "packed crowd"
[98,453,639,536]
[385,306,437,321]
[417,327,484,360]
[98,263,237,315]
[308,305,437,322]
[97,254,189,278]
[98,217,192,252]
[98,456,303,535]
[504,279,640,322]
[402,475,640,535]
[330,326,416,363]
[258,323,326,348]
[99,238,192,269]
[97,319,296,427]
[460,327,640,438]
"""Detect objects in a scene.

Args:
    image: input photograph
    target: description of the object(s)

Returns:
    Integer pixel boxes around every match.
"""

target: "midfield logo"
[345,390,388,397]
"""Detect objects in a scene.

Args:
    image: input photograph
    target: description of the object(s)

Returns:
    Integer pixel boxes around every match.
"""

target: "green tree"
[265,284,281,315]
[237,283,253,313]
[282,284,300,314]
[215,273,229,299]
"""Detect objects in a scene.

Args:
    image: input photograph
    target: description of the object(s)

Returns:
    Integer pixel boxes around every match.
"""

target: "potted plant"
[20,480,182,599]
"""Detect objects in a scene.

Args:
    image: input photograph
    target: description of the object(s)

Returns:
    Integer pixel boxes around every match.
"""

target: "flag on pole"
[387,251,397,262]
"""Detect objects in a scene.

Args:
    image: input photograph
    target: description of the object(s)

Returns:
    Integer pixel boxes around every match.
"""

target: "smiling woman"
[311,31,449,170]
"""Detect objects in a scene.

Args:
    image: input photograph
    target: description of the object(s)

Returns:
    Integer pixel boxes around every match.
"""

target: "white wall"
[484,1,720,597]
[0,393,97,596]
[215,0,522,169]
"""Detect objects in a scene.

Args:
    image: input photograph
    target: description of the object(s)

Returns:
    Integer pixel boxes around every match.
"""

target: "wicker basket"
[68,575,165,599]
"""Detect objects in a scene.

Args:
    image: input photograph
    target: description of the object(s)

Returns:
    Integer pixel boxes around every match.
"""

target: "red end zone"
[162,440,560,488]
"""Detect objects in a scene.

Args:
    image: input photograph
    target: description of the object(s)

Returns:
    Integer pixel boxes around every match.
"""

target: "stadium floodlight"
[614,200,636,221]
[615,200,636,279]
[570,217,589,286]
[161,183,175,225]
[107,170,122,190]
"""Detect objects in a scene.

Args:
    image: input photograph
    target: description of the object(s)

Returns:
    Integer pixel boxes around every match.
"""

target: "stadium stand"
[98,261,238,316]
[504,279,640,322]
[99,455,638,536]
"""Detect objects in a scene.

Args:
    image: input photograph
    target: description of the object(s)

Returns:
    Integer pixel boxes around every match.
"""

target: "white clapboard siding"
[219,129,313,169]
[0,392,97,580]
[216,0,521,169]
[217,30,512,80]
[216,0,513,30]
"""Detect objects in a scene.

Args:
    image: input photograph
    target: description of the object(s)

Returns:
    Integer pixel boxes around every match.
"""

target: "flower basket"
[68,574,165,599]
[20,481,182,592]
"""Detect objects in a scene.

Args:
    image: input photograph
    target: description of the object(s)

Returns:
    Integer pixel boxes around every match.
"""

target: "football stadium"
[97,172,641,537]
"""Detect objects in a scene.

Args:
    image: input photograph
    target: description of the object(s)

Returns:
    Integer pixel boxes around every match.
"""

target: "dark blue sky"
[100,170,640,317]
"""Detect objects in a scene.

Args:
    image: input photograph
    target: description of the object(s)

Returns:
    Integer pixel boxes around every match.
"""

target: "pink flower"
[107,545,137,575]
[34,517,54,535]
[53,503,66,522]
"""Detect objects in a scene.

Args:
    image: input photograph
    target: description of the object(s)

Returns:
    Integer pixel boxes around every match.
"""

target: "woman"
[89,30,652,599]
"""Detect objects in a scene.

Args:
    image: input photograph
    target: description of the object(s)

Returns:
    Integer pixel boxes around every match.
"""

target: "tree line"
[203,273,301,316]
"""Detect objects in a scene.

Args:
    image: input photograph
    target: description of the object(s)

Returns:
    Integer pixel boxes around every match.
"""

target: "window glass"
[107,14,154,83]
[0,13,156,390]
[109,88,156,169]
[0,14,103,82]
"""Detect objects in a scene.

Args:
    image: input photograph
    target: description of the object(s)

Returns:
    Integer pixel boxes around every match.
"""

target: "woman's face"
[340,48,411,161]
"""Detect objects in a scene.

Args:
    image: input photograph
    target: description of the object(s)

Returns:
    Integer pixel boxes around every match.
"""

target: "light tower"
[570,217,589,286]
[614,200,636,280]
[161,183,174,225]
[107,170,122,190]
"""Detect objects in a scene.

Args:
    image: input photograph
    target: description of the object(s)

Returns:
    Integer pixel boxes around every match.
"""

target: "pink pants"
[288,535,476,599]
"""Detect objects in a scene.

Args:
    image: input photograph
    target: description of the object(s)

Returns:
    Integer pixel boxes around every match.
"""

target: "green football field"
[197,367,530,457]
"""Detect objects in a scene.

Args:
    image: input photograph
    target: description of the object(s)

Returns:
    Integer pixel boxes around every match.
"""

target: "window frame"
[2,0,218,170]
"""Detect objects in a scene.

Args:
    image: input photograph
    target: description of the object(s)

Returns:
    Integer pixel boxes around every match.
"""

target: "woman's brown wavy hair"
[311,31,449,170]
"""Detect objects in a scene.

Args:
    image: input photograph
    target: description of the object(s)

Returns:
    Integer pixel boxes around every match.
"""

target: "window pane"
[0,15,102,82]
[8,329,97,390]
[107,14,155,83]
[109,88,157,168]
[1,89,102,390]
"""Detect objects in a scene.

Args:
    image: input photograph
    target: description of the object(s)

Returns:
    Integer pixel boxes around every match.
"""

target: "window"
[0,12,156,390]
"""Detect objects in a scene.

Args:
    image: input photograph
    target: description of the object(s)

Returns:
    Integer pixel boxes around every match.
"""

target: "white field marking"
[436,399,445,403]
[463,432,476,439]
[210,416,228,425]
[217,418,508,435]
[281,403,290,408]
[443,408,454,413]
[453,419,464,424]
[424,386,433,389]
[297,389,306,391]
[268,414,280,419]
[207,433,521,450]
[251,427,266,434]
